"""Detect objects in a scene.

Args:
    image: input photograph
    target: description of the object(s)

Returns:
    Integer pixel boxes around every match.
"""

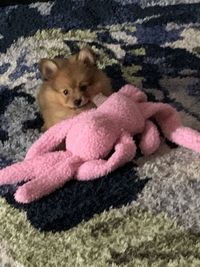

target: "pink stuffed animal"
[0,84,200,203]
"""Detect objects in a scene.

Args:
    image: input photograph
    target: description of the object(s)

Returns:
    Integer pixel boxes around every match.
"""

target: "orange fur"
[38,48,112,131]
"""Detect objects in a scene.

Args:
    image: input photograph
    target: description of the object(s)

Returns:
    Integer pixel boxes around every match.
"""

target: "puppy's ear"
[39,59,58,80]
[77,48,96,66]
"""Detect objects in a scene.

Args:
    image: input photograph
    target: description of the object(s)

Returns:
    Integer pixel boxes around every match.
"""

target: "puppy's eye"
[80,85,87,91]
[63,89,68,95]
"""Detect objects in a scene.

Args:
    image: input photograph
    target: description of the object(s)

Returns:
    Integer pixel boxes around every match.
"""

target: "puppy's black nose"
[74,99,82,107]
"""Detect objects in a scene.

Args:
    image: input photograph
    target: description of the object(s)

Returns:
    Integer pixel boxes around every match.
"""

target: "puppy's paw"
[41,125,47,133]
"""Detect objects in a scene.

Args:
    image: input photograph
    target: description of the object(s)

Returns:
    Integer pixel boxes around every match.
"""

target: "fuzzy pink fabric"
[0,84,200,203]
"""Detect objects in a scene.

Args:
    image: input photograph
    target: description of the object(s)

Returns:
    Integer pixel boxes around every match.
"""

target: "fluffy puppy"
[38,48,112,131]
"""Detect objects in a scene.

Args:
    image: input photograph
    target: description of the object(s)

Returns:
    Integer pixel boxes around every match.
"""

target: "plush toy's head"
[66,113,120,161]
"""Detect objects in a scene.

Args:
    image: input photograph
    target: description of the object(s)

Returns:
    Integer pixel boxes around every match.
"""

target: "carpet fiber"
[1,0,200,266]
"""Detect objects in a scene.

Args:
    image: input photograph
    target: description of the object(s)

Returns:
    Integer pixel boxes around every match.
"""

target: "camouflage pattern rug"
[1,0,200,266]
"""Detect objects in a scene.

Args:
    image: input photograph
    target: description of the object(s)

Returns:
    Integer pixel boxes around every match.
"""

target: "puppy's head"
[39,48,109,109]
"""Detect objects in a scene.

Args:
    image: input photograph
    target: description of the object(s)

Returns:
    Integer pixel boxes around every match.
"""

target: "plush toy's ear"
[39,59,59,80]
[77,47,96,66]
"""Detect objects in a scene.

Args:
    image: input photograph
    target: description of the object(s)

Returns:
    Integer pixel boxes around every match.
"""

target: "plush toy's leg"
[0,160,35,185]
[14,155,81,203]
[139,120,161,156]
[76,132,136,181]
[0,151,73,187]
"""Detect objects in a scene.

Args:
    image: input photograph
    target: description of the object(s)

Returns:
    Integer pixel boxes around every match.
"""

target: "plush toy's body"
[0,84,200,203]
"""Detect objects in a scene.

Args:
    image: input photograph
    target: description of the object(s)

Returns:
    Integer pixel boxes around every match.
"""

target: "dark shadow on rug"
[0,163,149,232]
[0,0,53,7]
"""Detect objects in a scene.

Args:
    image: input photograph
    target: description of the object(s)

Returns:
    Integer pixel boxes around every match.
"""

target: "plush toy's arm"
[119,84,147,102]
[139,120,161,156]
[76,132,136,181]
[25,119,73,160]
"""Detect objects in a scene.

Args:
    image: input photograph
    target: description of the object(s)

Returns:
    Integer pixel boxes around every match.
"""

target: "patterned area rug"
[1,0,200,266]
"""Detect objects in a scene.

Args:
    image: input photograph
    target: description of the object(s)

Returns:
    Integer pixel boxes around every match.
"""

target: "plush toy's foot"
[139,120,161,156]
[15,183,36,203]
[14,175,69,203]
[0,161,34,185]
[14,155,82,203]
